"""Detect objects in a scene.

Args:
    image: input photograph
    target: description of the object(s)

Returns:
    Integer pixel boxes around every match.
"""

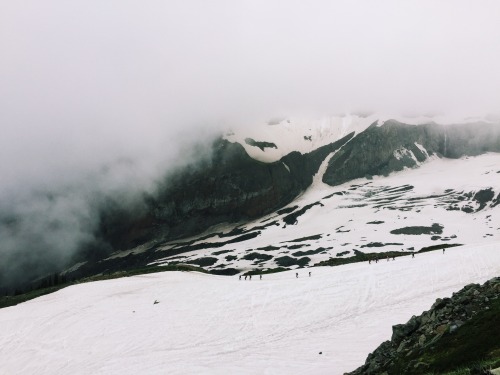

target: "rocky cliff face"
[8,120,500,293]
[347,277,500,375]
[93,133,355,254]
[83,121,500,271]
[323,121,500,186]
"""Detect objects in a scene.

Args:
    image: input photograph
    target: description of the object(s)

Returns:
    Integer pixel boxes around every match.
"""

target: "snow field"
[1,242,499,374]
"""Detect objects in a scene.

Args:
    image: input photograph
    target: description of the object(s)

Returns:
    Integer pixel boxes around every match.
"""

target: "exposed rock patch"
[390,223,443,235]
[244,138,278,151]
[275,256,310,267]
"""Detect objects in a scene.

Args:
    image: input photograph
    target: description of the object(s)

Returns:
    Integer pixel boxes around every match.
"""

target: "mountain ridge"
[2,118,500,293]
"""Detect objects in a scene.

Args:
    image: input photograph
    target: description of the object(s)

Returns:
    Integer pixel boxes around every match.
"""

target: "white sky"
[2,1,500,127]
[1,1,500,173]
[0,1,500,285]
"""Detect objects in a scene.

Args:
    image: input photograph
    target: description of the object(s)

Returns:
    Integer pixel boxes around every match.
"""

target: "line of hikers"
[239,271,312,280]
[368,248,446,264]
[369,256,396,264]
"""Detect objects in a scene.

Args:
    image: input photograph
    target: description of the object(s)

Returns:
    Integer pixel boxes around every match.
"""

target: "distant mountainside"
[2,118,500,293]
[93,119,500,253]
[324,121,500,186]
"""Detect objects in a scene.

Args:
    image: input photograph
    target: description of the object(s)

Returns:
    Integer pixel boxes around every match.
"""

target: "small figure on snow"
[245,275,248,280]
[309,271,311,277]
[369,259,371,264]
[412,253,415,258]
[296,272,299,278]
[239,275,242,280]
[443,248,445,254]
[249,275,252,281]
[392,256,395,261]
[260,275,262,280]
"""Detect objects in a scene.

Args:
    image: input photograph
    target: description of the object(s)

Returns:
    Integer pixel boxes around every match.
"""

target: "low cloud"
[1,0,499,288]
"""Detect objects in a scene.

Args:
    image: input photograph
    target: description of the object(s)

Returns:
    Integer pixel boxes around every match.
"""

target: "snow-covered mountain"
[52,115,500,283]
[1,115,500,374]
[224,113,497,163]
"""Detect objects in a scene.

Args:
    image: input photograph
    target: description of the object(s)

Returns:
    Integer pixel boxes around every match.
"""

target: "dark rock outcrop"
[346,277,500,375]
[244,138,278,151]
[149,133,354,242]
[324,121,500,186]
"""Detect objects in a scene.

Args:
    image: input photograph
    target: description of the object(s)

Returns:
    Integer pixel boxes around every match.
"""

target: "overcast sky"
[1,1,500,179]
[1,1,500,286]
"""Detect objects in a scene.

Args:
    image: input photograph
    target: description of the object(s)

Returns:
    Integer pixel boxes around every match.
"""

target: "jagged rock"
[418,334,426,346]
[420,312,430,325]
[346,277,500,375]
[435,324,448,335]
[391,315,421,343]
[396,340,406,353]
[432,297,451,310]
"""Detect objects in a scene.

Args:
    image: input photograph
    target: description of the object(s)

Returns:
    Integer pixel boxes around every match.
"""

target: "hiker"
[260,275,262,280]
[309,271,311,277]
[296,272,298,278]
[239,275,241,280]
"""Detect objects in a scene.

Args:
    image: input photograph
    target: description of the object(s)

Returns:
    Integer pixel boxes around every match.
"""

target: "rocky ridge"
[324,121,500,186]
[347,277,500,375]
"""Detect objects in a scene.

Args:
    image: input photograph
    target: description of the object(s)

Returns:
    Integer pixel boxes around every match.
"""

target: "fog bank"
[1,0,500,288]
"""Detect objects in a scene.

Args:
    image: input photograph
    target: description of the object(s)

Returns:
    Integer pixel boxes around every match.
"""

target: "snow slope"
[1,243,499,374]
[149,153,500,272]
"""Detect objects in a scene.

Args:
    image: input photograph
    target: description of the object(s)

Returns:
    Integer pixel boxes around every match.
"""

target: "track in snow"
[1,243,499,374]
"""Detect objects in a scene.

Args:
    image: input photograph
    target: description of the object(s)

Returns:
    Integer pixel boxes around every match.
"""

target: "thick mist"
[1,1,500,289]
